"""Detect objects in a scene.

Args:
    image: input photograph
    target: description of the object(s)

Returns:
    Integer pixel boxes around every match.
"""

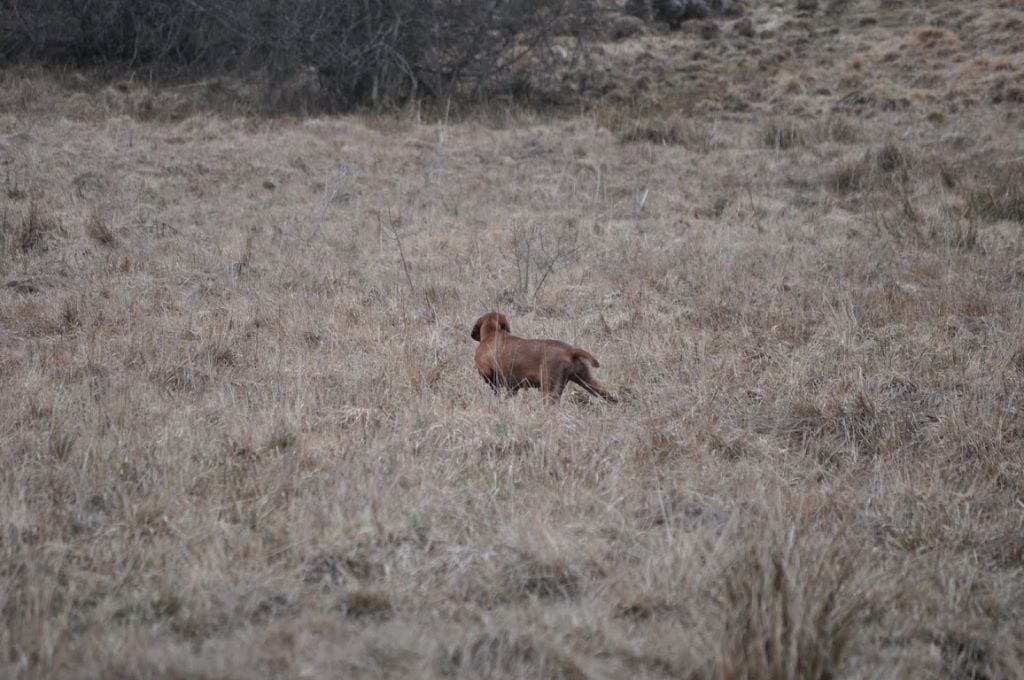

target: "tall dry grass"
[3,1,1024,678]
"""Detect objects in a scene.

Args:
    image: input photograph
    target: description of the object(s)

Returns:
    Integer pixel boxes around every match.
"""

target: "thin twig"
[378,211,415,293]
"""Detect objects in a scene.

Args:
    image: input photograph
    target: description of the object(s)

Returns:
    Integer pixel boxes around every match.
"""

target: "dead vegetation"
[966,161,1024,224]
[2,0,1024,678]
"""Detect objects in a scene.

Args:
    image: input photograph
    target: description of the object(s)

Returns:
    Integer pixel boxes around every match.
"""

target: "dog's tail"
[570,348,600,368]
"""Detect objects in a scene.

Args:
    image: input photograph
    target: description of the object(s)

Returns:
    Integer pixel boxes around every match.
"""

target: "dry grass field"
[2,0,1024,677]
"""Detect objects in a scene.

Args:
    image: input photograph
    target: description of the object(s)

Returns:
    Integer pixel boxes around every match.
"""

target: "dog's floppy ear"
[498,314,510,333]
[471,318,483,341]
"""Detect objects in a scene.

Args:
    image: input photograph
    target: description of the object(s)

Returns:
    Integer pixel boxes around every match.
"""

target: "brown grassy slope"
[2,0,1024,678]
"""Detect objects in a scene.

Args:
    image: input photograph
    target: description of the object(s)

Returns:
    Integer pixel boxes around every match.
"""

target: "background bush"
[0,0,599,111]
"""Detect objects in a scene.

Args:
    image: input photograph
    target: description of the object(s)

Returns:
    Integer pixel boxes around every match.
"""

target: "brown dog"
[470,312,617,404]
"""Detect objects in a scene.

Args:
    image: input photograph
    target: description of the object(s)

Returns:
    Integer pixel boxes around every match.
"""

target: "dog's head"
[471,312,510,342]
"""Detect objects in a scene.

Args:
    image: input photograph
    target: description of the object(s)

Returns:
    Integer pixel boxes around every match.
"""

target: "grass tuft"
[337,590,393,619]
[762,119,805,150]
[2,199,64,254]
[618,116,718,151]
[442,632,587,680]
[966,162,1024,223]
[85,214,117,247]
[717,532,866,680]
[498,557,582,602]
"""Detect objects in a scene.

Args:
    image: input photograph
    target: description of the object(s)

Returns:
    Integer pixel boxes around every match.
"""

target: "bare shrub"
[649,0,744,28]
[0,0,602,112]
[509,220,581,304]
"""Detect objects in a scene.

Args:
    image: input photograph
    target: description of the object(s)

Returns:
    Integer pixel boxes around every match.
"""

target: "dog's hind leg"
[570,372,618,403]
